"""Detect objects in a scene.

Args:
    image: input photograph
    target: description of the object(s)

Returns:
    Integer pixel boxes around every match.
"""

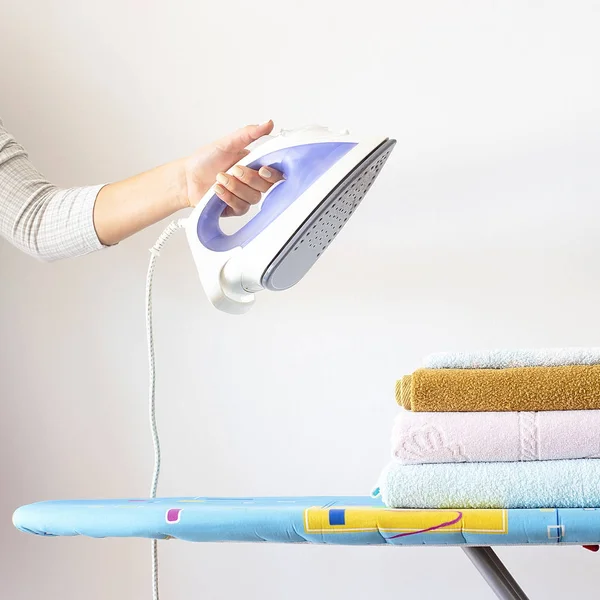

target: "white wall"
[1,1,600,598]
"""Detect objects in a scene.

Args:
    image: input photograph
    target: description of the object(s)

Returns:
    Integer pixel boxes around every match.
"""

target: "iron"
[185,125,396,313]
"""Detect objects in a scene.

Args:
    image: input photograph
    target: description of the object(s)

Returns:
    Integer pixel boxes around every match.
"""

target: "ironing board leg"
[462,547,530,600]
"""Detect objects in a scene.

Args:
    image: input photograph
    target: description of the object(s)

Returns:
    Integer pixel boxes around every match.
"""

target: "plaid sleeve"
[0,118,107,261]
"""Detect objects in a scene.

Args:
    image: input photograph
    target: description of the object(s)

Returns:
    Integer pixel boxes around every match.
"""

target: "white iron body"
[185,126,394,314]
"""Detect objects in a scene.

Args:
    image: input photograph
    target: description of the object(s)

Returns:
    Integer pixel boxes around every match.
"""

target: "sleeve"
[0,118,107,261]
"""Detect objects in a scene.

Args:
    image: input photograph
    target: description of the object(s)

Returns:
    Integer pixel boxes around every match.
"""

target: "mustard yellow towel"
[396,365,600,412]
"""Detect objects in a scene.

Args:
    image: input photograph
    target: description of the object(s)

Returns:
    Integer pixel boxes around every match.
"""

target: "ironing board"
[14,496,600,600]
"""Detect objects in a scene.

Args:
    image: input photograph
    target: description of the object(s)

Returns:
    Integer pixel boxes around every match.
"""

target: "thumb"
[215,120,274,154]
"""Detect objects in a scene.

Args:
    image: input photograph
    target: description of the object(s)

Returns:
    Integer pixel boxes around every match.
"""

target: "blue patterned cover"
[13,497,600,546]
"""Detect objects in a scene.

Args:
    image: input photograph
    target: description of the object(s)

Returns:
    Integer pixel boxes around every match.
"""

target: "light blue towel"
[375,459,600,509]
[424,347,600,370]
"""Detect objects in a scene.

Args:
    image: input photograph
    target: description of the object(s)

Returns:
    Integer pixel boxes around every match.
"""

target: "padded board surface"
[13,497,600,546]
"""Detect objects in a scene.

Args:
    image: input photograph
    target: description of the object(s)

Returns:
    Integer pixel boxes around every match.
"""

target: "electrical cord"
[145,218,187,600]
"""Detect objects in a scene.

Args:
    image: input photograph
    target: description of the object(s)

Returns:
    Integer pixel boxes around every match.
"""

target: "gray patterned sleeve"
[0,118,107,261]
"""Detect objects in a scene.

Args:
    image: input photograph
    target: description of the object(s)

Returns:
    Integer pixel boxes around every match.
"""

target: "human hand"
[183,120,284,217]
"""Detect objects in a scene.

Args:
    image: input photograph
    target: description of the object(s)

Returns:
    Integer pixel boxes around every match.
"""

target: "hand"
[183,120,284,217]
[93,121,284,247]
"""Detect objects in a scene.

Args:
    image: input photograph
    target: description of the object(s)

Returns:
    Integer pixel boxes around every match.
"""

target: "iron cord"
[145,218,187,600]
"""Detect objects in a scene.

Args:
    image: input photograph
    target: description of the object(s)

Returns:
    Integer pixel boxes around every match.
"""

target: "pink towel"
[391,408,600,464]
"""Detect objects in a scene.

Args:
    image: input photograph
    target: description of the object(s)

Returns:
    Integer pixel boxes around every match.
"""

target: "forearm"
[93,159,188,246]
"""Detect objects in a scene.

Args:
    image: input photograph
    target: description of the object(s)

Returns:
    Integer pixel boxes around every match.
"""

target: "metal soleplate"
[261,138,396,291]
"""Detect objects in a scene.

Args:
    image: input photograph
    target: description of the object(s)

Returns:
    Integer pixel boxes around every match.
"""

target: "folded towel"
[376,459,600,509]
[424,347,600,370]
[392,408,600,464]
[396,365,600,412]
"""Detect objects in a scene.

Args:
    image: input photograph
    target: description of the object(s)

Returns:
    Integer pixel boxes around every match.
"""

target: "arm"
[0,119,281,261]
[0,119,104,261]
[92,160,188,247]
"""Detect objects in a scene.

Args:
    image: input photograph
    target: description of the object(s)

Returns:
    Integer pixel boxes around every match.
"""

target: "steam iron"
[185,125,396,314]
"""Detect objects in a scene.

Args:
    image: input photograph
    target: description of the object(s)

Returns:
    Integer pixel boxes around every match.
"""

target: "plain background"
[1,1,600,598]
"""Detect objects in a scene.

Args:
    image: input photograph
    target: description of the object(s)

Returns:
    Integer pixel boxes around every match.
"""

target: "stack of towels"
[375,348,600,509]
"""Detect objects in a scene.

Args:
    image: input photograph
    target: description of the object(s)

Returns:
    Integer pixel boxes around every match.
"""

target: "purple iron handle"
[196,141,356,252]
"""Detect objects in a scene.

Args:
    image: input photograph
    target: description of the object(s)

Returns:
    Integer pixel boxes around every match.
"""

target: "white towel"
[391,408,600,464]
[424,347,600,370]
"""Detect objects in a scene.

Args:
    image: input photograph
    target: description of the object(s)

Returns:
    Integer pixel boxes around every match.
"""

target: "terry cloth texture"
[396,365,600,412]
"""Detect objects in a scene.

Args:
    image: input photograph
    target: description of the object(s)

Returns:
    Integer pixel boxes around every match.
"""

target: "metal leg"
[462,547,530,600]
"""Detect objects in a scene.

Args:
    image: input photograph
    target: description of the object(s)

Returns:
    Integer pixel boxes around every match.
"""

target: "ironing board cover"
[13,497,600,545]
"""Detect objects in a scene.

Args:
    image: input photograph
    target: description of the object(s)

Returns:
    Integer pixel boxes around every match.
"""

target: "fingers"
[215,166,284,217]
[215,120,274,154]
[230,165,285,192]
[258,166,285,185]
[216,173,261,205]
[214,184,250,216]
